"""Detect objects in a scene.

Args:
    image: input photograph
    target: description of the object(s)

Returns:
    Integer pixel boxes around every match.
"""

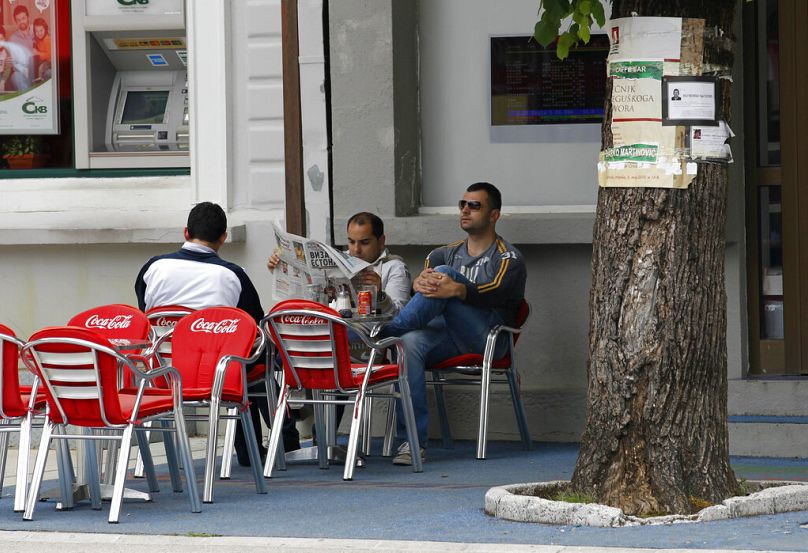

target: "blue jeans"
[384,266,506,445]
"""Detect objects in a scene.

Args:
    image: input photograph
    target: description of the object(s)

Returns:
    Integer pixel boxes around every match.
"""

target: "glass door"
[746,0,808,376]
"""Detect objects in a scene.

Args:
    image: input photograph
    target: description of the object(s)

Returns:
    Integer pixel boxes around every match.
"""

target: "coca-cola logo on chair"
[190,318,240,334]
[154,317,177,327]
[279,314,326,326]
[85,314,133,330]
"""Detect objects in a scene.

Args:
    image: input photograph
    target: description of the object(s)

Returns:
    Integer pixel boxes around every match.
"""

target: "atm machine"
[72,0,189,169]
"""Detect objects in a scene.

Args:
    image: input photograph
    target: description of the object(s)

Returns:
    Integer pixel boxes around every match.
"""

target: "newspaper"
[271,223,370,301]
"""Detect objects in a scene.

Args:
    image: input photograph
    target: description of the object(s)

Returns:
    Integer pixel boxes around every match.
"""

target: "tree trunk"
[571,0,739,516]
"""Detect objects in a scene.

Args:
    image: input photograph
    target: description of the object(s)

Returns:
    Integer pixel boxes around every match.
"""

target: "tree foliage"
[534,0,607,59]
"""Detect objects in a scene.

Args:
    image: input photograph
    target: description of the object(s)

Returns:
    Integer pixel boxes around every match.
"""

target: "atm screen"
[120,90,170,125]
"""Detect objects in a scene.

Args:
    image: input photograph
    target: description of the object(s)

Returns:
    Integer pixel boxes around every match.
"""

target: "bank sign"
[0,0,58,134]
[85,0,183,16]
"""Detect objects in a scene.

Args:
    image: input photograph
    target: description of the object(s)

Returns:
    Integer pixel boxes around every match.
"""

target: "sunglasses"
[458,200,483,211]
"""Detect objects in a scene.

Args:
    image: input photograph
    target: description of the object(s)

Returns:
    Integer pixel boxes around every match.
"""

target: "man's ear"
[490,208,501,224]
[218,231,228,247]
[379,234,386,250]
[183,227,191,241]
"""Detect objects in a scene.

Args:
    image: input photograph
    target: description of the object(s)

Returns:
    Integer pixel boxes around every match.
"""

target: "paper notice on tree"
[610,62,677,162]
[689,121,734,162]
[608,17,682,62]
[271,223,370,301]
[598,152,696,189]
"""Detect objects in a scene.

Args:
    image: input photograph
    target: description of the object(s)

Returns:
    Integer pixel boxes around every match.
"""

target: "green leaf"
[557,31,576,60]
[543,0,571,18]
[578,23,591,43]
[578,0,592,16]
[591,0,606,27]
[534,18,560,47]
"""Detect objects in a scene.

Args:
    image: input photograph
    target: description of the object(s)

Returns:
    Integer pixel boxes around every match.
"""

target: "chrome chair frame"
[133,307,194,479]
[263,307,422,480]
[20,335,200,523]
[427,303,532,459]
[0,331,44,512]
[149,324,268,503]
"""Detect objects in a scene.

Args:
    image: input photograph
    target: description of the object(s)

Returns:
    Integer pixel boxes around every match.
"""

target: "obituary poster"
[0,0,58,134]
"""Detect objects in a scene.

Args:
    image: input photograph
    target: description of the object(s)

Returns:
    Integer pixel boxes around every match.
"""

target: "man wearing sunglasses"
[383,182,527,465]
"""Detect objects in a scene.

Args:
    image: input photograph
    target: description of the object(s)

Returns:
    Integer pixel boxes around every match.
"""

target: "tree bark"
[570,0,739,516]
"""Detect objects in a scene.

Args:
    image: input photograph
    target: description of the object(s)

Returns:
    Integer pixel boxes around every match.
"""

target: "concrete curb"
[485,480,808,527]
[1,531,806,553]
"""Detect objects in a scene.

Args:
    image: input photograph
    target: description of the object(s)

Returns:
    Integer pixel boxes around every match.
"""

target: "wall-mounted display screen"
[491,35,609,125]
[120,90,170,124]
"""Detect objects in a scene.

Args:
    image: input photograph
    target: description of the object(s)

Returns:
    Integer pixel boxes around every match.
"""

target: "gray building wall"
[326,0,805,449]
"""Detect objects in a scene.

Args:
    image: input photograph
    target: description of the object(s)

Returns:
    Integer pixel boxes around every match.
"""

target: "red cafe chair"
[427,299,532,459]
[263,299,422,481]
[151,306,267,503]
[141,306,278,482]
[68,304,152,344]
[144,305,195,367]
[69,305,168,485]
[0,324,46,512]
[20,326,200,523]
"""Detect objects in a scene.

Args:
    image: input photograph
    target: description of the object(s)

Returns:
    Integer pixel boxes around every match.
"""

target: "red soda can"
[357,290,372,316]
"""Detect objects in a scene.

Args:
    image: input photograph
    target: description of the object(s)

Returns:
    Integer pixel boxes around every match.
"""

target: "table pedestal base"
[39,483,152,510]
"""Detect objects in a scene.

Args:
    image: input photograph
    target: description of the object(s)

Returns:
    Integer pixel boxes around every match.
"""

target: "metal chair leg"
[382,394,395,457]
[23,420,54,521]
[431,372,454,449]
[202,398,221,503]
[133,420,152,478]
[219,410,238,479]
[173,404,201,513]
[343,393,364,481]
[506,369,532,450]
[12,413,33,512]
[398,377,423,473]
[55,427,75,510]
[265,375,286,471]
[360,396,373,456]
[160,419,183,492]
[476,362,492,460]
[83,430,103,511]
[313,394,328,470]
[108,425,134,524]
[239,409,267,494]
[0,420,9,499]
[135,429,160,493]
[264,387,288,478]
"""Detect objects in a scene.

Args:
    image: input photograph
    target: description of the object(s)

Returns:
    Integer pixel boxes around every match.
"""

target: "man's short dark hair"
[13,5,29,19]
[467,182,502,210]
[187,202,227,243]
[347,212,384,239]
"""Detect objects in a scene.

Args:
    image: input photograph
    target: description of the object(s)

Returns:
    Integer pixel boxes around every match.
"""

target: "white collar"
[182,241,217,254]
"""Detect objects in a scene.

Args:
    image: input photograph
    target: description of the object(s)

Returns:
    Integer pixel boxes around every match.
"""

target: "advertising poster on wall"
[0,0,58,134]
